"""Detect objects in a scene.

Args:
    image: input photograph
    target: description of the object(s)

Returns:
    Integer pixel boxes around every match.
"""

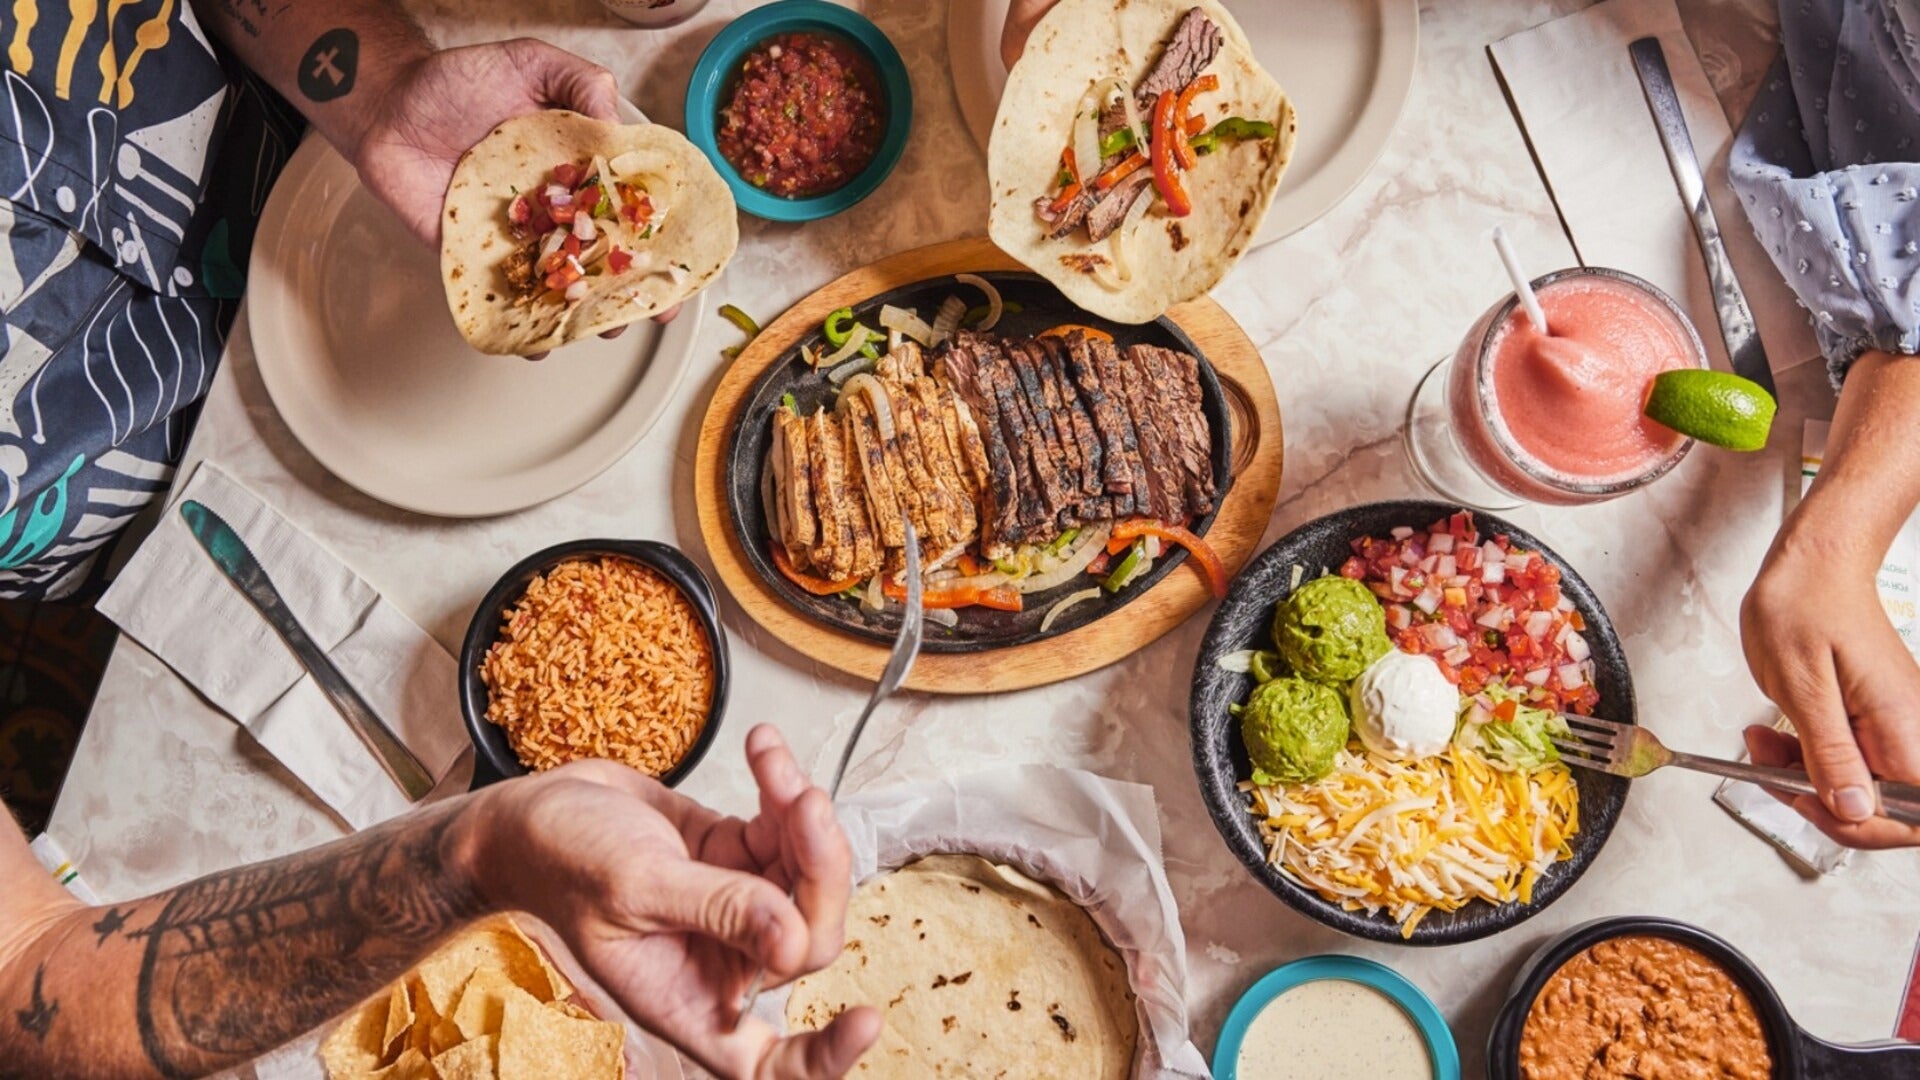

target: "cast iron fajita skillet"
[1487,916,1920,1078]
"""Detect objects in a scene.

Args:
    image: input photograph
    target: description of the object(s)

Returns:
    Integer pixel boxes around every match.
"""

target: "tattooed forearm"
[132,800,485,1079]
[13,965,56,1043]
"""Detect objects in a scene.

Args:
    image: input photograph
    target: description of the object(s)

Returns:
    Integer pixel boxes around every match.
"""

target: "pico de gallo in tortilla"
[503,155,661,306]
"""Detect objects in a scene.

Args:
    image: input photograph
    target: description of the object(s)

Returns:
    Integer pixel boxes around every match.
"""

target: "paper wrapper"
[753,765,1210,1080]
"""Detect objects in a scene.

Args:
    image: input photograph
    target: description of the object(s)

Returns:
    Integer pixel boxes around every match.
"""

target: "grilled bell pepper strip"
[1149,90,1192,217]
[1172,75,1218,170]
[771,545,866,596]
[1189,117,1277,156]
[882,580,1023,612]
[1111,519,1228,598]
[1100,127,1138,159]
[1048,148,1084,213]
[1037,323,1114,342]
[1102,540,1146,592]
[1092,150,1148,192]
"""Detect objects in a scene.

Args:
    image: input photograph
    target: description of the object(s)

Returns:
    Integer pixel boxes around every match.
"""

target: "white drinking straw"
[1492,226,1549,335]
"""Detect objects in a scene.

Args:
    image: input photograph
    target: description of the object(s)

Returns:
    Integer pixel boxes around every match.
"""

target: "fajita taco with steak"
[441,110,738,355]
[988,0,1296,324]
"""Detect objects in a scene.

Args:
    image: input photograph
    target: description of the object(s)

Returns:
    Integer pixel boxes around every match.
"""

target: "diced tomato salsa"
[716,31,885,199]
[1339,512,1600,715]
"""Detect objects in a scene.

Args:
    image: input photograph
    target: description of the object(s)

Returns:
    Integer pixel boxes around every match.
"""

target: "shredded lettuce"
[1455,681,1567,773]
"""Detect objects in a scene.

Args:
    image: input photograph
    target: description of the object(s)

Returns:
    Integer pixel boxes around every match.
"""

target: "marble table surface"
[47,0,1920,1075]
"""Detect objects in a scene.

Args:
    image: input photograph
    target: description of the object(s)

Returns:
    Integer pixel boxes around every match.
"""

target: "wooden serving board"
[693,236,1283,694]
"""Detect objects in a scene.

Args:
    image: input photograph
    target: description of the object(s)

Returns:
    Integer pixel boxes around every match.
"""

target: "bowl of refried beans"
[1486,916,1920,1079]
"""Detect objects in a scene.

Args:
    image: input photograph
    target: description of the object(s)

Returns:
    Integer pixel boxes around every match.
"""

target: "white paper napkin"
[1491,0,1820,374]
[754,766,1210,1080]
[97,464,470,829]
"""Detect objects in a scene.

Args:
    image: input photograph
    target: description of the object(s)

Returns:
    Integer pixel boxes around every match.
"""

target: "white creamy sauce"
[1235,979,1433,1080]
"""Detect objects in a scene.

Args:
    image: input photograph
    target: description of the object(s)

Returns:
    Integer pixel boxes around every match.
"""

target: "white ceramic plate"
[248,125,701,518]
[949,0,1420,247]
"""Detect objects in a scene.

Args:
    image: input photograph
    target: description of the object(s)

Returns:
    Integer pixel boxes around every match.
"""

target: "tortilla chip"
[451,968,545,1042]
[427,1014,467,1057]
[417,917,566,1015]
[367,1048,433,1080]
[321,995,391,1079]
[379,983,416,1061]
[552,1000,596,1021]
[497,995,624,1080]
[433,1034,500,1080]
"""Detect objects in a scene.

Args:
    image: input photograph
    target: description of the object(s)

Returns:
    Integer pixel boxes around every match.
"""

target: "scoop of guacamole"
[1273,575,1392,684]
[1239,676,1350,785]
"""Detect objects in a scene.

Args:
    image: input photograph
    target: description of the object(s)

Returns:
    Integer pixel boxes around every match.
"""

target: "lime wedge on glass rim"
[1642,369,1777,451]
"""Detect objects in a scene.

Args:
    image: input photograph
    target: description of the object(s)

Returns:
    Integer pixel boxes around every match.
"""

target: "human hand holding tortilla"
[474,724,880,1078]
[1000,0,1063,68]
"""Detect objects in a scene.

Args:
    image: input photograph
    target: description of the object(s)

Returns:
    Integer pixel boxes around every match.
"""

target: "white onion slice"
[1016,523,1111,593]
[1102,187,1154,287]
[819,324,871,367]
[879,304,937,346]
[572,212,597,242]
[564,278,589,302]
[955,273,1003,331]
[930,295,966,343]
[862,571,887,614]
[546,184,571,204]
[924,607,959,628]
[1040,587,1102,633]
[835,373,895,439]
[827,355,875,386]
[1072,78,1123,190]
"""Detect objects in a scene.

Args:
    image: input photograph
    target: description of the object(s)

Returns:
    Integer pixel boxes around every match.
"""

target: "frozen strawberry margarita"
[1446,268,1707,505]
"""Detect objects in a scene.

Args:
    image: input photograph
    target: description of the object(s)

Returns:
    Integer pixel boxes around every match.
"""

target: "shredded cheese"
[1243,745,1579,938]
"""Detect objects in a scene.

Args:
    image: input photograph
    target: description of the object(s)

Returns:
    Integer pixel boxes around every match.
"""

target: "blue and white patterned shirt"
[1732,0,1920,384]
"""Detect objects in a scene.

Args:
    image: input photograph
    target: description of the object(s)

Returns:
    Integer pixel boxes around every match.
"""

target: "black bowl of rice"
[459,539,731,789]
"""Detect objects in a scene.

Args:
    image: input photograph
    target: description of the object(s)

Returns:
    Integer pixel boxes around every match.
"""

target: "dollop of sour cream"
[1236,979,1433,1080]
[1350,650,1458,761]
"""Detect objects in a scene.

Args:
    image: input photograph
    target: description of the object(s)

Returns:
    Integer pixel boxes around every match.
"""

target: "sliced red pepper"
[551,162,583,188]
[1087,551,1112,576]
[1092,151,1147,192]
[1106,535,1132,557]
[1110,518,1226,598]
[1149,91,1192,217]
[608,246,633,273]
[1037,323,1115,342]
[771,544,864,596]
[955,553,985,576]
[1048,148,1084,213]
[549,201,577,225]
[1172,75,1217,169]
[882,580,1023,612]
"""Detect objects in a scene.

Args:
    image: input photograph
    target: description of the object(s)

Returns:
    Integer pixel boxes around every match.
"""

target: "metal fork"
[1552,713,1920,826]
[731,523,924,1028]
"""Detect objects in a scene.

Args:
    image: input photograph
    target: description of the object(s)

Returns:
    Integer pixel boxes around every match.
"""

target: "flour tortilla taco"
[988,0,1296,324]
[441,110,739,355]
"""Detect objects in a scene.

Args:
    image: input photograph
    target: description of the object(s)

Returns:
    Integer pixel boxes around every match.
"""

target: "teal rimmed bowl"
[1212,955,1460,1080]
[685,0,912,221]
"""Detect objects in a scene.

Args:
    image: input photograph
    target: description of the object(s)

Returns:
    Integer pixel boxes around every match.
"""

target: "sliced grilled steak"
[985,344,1063,530]
[1006,341,1078,522]
[1086,170,1154,241]
[1129,345,1215,515]
[1089,339,1156,516]
[938,340,1022,555]
[1037,190,1095,240]
[844,394,906,549]
[1035,336,1104,497]
[1111,345,1188,523]
[1136,8,1222,110]
[1017,339,1088,497]
[1060,334,1138,515]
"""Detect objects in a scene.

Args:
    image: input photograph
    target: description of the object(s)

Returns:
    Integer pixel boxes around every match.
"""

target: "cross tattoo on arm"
[298,28,359,103]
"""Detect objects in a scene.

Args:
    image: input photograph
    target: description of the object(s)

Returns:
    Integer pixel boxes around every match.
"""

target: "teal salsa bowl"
[685,0,912,222]
[1212,955,1461,1080]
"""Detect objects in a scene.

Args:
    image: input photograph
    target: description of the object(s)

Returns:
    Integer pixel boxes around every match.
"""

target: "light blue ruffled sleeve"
[1730,0,1920,385]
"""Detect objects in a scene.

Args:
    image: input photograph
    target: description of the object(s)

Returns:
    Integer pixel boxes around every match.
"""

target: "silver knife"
[1629,36,1778,400]
[180,499,435,801]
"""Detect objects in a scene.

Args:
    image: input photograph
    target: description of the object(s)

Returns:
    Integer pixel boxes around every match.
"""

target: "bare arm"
[0,727,876,1079]
[1741,349,1920,847]
[188,0,619,245]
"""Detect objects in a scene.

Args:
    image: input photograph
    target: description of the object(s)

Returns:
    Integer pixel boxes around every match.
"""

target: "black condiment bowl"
[1487,916,1920,1078]
[1190,500,1635,945]
[458,539,730,790]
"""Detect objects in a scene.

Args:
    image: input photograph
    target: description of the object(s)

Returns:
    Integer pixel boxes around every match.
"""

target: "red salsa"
[716,31,885,199]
